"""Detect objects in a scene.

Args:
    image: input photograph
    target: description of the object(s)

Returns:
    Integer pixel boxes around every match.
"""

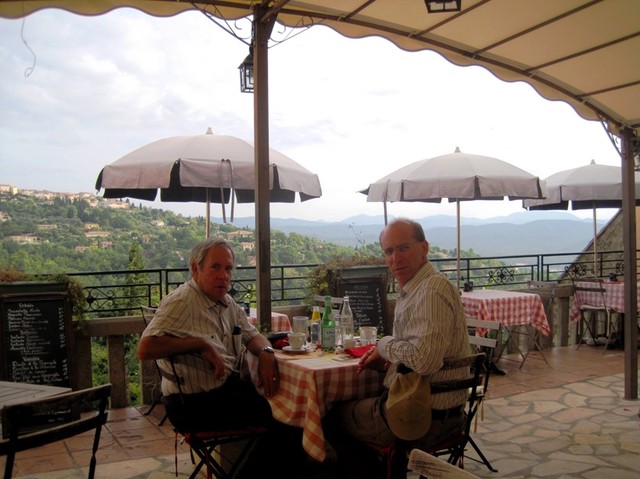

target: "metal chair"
[140,306,168,426]
[572,279,617,351]
[160,353,266,479]
[0,384,111,479]
[364,353,487,478]
[466,318,499,434]
[424,353,494,472]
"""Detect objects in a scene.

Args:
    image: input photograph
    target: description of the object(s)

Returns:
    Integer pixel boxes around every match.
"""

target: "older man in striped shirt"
[324,218,470,479]
[138,238,305,478]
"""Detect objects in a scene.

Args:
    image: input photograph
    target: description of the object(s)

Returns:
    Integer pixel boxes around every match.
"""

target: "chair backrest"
[466,318,499,395]
[141,306,158,326]
[572,278,608,309]
[139,306,184,389]
[526,280,557,312]
[430,353,485,398]
[1,384,111,479]
[313,295,343,308]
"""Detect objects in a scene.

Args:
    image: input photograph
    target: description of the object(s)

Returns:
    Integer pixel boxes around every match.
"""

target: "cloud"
[0,8,622,222]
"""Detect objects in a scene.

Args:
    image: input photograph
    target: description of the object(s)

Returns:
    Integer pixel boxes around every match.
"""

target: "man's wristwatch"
[261,346,275,354]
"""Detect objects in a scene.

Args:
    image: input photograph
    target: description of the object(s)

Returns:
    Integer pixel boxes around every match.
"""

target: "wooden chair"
[408,448,482,479]
[160,355,266,479]
[140,306,168,426]
[0,384,111,479]
[572,279,617,351]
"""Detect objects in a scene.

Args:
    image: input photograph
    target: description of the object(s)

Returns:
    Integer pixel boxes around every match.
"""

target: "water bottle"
[340,296,354,341]
[334,312,343,352]
[320,295,335,351]
[310,321,321,349]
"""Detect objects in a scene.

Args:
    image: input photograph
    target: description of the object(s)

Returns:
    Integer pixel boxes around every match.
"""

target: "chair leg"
[3,452,16,479]
[467,436,498,472]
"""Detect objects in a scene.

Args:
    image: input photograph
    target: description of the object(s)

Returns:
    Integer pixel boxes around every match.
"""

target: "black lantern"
[425,0,461,13]
[238,49,254,93]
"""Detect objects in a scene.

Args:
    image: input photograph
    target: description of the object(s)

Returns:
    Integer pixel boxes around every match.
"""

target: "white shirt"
[141,278,260,395]
[377,262,470,409]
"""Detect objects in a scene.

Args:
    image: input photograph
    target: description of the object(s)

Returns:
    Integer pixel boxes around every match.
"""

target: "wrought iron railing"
[65,249,634,317]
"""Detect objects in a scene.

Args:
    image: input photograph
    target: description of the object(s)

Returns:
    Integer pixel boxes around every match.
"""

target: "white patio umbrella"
[524,160,640,277]
[95,128,322,236]
[360,147,546,287]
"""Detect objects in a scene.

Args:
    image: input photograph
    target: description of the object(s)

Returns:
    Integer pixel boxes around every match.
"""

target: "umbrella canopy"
[524,160,640,276]
[361,147,546,286]
[95,128,322,234]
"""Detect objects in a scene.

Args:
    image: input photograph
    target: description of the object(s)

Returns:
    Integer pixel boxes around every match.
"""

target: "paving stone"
[583,466,638,479]
[574,433,616,445]
[548,451,611,466]
[533,400,566,414]
[570,419,603,434]
[550,406,602,423]
[563,392,587,408]
[510,412,543,424]
[564,382,617,397]
[528,436,573,454]
[509,388,566,402]
[530,458,595,476]
[495,404,530,417]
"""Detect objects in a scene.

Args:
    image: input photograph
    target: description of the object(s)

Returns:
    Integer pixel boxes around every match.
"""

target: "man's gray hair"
[190,238,235,269]
[379,218,427,243]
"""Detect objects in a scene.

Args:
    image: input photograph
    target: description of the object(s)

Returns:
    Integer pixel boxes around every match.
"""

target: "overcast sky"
[0,8,623,223]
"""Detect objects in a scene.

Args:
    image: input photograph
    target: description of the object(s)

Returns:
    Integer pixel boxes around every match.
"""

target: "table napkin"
[344,344,375,358]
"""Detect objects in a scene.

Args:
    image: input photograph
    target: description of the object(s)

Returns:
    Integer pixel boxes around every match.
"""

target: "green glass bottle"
[320,295,335,351]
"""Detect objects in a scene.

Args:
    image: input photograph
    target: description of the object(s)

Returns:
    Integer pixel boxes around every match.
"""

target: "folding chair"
[363,353,489,478]
[0,384,111,479]
[466,318,499,434]
[514,280,556,367]
[424,353,496,472]
[408,448,482,479]
[572,279,617,351]
[160,356,267,479]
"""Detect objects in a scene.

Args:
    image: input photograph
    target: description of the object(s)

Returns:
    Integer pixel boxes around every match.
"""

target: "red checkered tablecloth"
[247,309,292,332]
[569,281,638,322]
[461,290,550,336]
[249,351,383,462]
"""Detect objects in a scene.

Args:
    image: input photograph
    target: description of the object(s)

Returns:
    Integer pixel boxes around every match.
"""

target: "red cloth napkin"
[344,344,375,358]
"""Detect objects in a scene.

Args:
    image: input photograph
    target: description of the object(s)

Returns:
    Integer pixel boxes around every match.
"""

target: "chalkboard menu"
[337,276,388,332]
[0,282,74,388]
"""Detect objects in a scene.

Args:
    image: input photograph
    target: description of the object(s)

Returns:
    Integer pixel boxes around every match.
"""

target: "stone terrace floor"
[2,345,638,478]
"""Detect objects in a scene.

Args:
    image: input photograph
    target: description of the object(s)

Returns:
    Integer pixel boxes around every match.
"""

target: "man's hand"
[357,346,387,374]
[258,351,279,397]
[200,338,226,380]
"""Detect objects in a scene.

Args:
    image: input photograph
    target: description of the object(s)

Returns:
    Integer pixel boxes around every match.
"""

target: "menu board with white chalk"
[337,276,388,331]
[1,283,74,388]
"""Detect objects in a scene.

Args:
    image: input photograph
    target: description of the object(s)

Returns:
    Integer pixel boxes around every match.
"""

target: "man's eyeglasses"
[382,241,418,257]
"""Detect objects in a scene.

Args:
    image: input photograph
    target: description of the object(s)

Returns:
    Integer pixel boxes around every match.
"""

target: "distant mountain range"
[221,210,607,257]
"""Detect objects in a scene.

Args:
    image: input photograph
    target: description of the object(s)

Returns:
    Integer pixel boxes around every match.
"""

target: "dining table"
[247,308,292,332]
[0,381,72,438]
[248,349,384,462]
[461,289,550,336]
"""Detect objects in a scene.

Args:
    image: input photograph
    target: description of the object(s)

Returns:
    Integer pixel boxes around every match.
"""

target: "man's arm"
[137,335,226,380]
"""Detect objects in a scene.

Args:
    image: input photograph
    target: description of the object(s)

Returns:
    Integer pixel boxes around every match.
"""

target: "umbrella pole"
[383,201,388,225]
[457,199,461,289]
[206,189,210,239]
[592,206,598,276]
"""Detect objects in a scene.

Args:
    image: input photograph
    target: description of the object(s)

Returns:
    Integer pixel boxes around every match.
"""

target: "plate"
[282,345,310,354]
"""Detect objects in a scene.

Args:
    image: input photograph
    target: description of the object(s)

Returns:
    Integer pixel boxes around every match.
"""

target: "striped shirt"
[141,278,260,395]
[377,261,470,409]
